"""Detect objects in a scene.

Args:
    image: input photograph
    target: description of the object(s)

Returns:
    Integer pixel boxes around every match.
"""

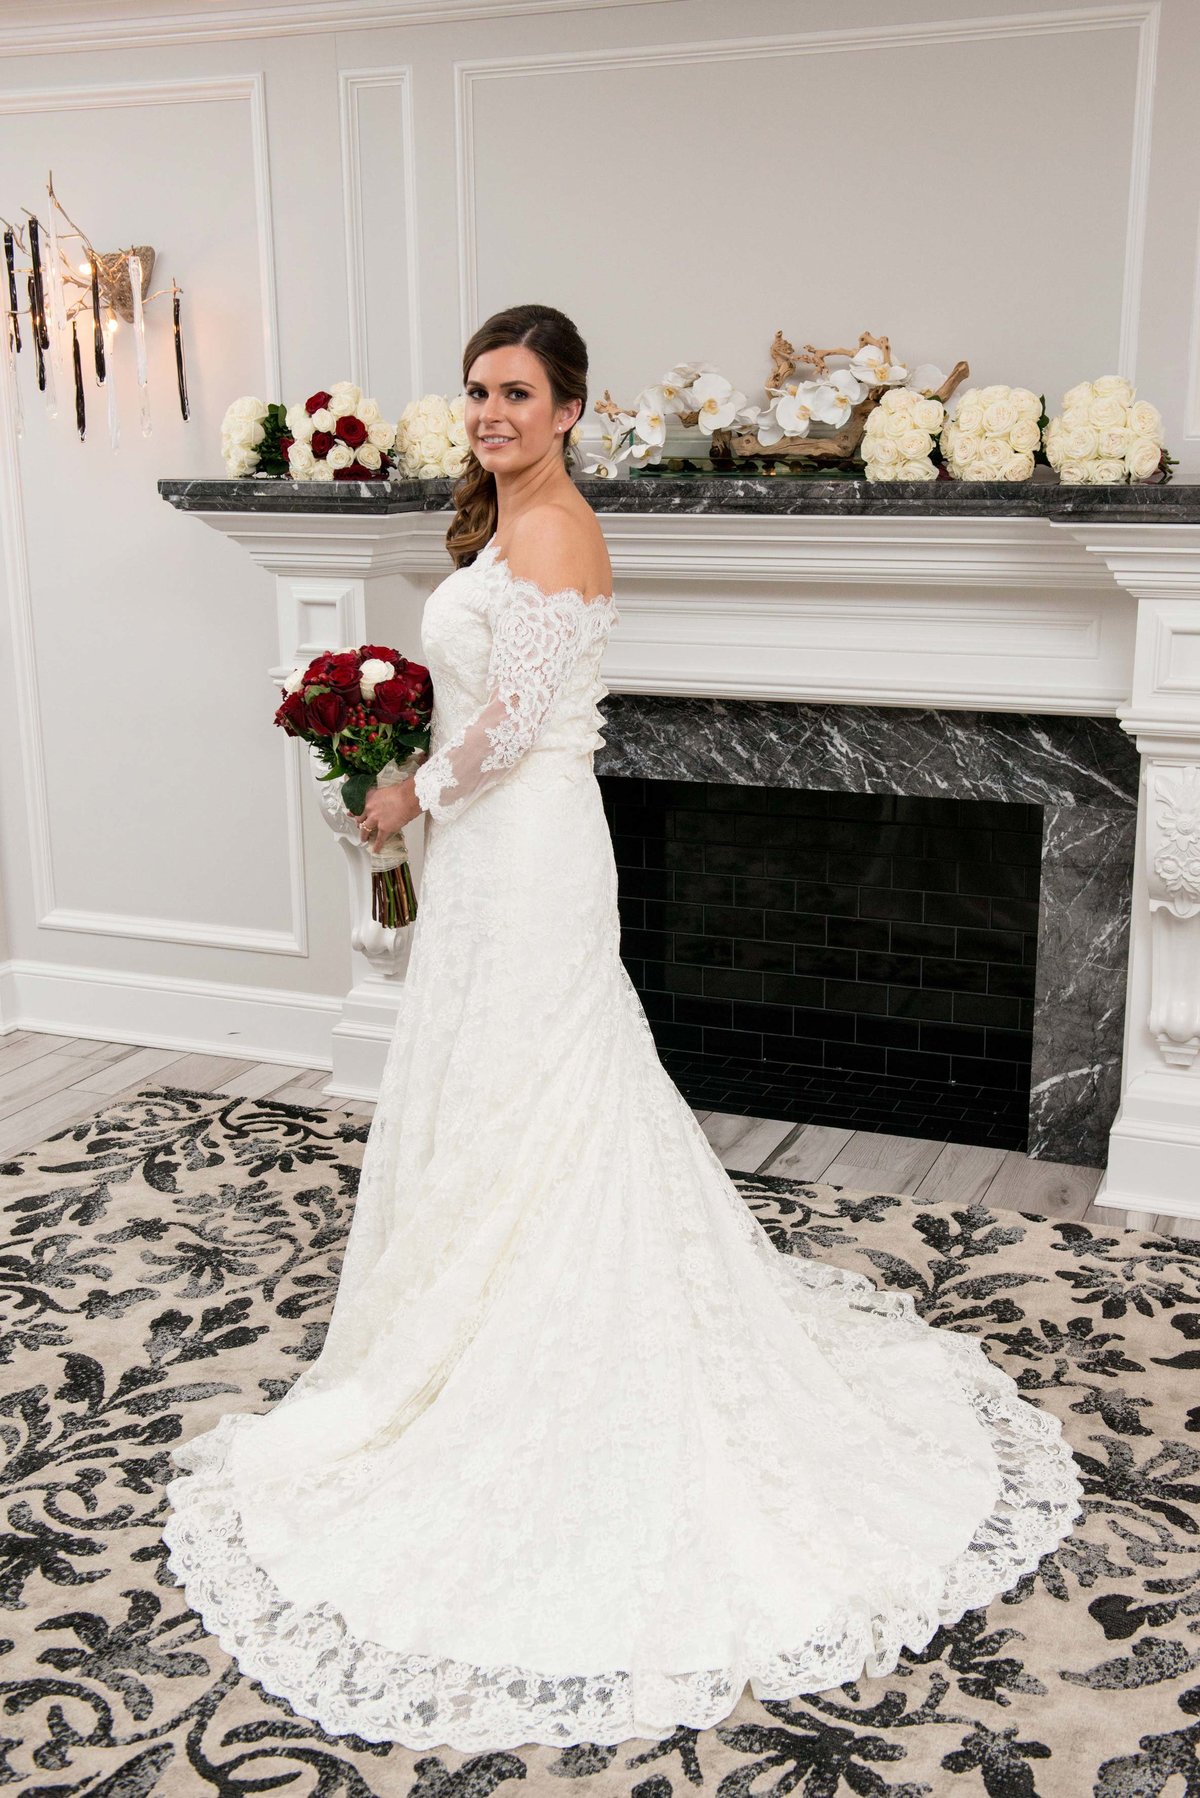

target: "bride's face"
[464,347,579,471]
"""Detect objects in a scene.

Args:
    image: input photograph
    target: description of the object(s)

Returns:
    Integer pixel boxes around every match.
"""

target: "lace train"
[163,1251,1084,1750]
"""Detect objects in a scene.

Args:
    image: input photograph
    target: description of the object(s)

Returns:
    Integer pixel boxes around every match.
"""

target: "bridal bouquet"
[284,383,397,481]
[274,646,433,927]
[1043,377,1175,483]
[941,384,1045,481]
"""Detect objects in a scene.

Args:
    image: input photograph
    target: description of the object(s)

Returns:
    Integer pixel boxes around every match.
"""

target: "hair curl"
[447,303,587,569]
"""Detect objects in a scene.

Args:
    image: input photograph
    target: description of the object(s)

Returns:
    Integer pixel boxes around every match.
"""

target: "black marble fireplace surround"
[595,698,1140,1170]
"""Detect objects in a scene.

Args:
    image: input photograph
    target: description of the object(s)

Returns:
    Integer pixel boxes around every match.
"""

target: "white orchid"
[582,454,624,478]
[771,379,824,439]
[903,363,947,398]
[632,400,668,449]
[848,344,909,387]
[688,371,747,434]
[810,368,865,427]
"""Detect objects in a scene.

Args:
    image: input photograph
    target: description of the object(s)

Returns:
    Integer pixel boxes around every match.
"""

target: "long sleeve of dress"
[412,579,609,825]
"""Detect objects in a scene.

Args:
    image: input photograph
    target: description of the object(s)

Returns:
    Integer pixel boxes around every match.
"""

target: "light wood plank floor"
[0,1029,1182,1237]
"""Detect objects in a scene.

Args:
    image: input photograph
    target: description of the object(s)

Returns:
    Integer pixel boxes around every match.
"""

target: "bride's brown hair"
[447,303,587,570]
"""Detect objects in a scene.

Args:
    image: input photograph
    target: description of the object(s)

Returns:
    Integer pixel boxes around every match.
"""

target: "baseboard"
[0,956,338,1069]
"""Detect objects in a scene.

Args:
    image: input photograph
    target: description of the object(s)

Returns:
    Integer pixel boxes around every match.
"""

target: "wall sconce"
[2,171,190,448]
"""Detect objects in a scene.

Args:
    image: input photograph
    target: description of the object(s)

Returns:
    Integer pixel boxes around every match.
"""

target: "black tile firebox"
[600,778,1046,1152]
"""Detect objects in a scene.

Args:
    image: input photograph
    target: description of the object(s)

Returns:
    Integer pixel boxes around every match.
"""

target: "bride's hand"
[358,777,422,848]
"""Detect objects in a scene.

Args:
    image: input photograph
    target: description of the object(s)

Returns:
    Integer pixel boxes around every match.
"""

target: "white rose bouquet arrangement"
[283,382,396,482]
[393,391,469,478]
[220,395,292,477]
[860,387,946,481]
[941,385,1044,481]
[1043,377,1175,484]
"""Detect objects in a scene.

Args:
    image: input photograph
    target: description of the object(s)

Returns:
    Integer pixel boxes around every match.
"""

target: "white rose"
[879,388,913,413]
[979,437,1010,470]
[224,395,266,425]
[1002,451,1035,481]
[882,408,911,439]
[310,458,335,482]
[1061,404,1092,431]
[865,461,893,480]
[367,421,396,451]
[325,442,353,469]
[950,431,985,468]
[866,436,901,467]
[417,459,444,478]
[1088,395,1127,430]
[961,459,993,480]
[1009,388,1041,419]
[223,419,265,451]
[1058,459,1094,484]
[979,383,1010,404]
[1062,425,1099,460]
[283,666,305,694]
[287,412,314,443]
[357,443,383,470]
[1092,375,1134,405]
[913,399,944,432]
[309,407,335,433]
[1097,426,1131,458]
[287,441,316,476]
[1063,381,1095,409]
[359,399,382,424]
[444,448,468,477]
[419,429,447,458]
[223,443,259,476]
[1008,417,1041,454]
[1126,436,1164,480]
[955,398,984,433]
[327,390,361,419]
[1127,400,1163,440]
[897,428,933,459]
[358,657,395,698]
[1093,457,1128,483]
[983,398,1019,436]
[899,458,937,481]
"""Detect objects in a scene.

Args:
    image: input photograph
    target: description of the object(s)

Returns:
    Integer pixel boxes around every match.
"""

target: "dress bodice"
[420,539,619,772]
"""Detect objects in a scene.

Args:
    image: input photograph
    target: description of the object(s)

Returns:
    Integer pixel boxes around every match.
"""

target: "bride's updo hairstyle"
[448,303,588,570]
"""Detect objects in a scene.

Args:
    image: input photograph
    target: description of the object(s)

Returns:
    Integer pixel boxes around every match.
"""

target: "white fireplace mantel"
[160,483,1200,1233]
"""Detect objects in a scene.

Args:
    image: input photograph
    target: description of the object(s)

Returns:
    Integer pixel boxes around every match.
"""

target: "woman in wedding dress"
[163,302,1084,1753]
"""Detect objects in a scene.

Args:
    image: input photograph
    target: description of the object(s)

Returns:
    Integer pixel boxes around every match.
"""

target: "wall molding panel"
[338,66,423,401]
[0,71,303,955]
[454,2,1160,374]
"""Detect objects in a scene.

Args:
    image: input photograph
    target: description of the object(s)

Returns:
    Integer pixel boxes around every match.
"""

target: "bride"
[163,302,1084,1753]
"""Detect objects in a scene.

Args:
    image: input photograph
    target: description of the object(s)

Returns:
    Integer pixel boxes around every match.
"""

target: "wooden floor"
[0,1028,1180,1236]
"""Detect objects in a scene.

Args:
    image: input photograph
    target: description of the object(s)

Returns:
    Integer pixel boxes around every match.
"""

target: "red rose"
[279,433,295,455]
[274,691,307,735]
[323,652,361,694]
[359,644,397,663]
[307,690,347,736]
[371,677,410,723]
[305,390,332,415]
[335,414,368,449]
[310,430,334,457]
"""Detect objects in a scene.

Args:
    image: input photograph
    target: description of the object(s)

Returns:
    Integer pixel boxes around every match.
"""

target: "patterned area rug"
[2,1083,1199,1798]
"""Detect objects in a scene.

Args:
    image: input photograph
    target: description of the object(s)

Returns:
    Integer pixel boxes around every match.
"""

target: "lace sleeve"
[413,581,611,825]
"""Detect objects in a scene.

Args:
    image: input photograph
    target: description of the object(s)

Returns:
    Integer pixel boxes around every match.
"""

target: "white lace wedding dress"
[163,533,1085,1753]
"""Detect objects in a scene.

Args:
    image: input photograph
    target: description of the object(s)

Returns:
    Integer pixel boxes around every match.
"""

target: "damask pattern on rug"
[1,1083,1198,1797]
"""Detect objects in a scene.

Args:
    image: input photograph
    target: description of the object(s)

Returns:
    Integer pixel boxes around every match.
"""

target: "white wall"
[0,0,1197,1059]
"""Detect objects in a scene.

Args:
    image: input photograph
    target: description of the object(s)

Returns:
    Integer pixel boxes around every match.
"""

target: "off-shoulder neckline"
[477,535,616,610]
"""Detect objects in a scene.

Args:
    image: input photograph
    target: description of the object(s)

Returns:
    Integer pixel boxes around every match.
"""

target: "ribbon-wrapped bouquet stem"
[274,646,433,928]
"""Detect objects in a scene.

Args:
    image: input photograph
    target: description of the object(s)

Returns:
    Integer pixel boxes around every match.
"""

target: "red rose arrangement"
[275,645,433,927]
[283,382,398,482]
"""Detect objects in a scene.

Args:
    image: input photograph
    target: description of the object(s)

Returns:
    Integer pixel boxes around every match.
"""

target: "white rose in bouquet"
[1009,417,1041,455]
[1043,376,1169,484]
[220,396,269,474]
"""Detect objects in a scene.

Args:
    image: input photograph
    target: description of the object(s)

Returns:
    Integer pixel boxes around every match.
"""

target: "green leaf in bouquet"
[341,770,372,815]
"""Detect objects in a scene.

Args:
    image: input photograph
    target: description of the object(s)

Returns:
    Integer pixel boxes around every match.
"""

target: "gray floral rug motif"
[1,1083,1199,1798]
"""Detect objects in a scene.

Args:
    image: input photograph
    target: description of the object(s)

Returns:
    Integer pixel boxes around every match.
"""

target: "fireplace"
[595,695,1140,1170]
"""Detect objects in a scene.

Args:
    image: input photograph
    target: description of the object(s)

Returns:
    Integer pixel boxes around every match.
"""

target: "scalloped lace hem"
[163,1369,1085,1752]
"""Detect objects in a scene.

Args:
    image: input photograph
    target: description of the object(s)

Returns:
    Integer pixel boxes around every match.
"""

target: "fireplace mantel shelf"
[160,473,1200,1231]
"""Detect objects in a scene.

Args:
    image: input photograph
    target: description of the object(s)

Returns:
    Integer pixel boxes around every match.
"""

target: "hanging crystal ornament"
[2,276,23,439]
[4,229,21,354]
[172,278,188,420]
[71,318,85,439]
[105,311,120,450]
[44,176,71,392]
[127,250,151,435]
[89,254,105,383]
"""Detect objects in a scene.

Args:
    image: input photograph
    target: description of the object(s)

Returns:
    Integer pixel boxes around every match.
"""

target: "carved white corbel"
[1145,761,1200,1065]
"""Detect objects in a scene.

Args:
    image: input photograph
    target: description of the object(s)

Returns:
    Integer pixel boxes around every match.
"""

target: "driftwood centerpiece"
[596,333,970,473]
